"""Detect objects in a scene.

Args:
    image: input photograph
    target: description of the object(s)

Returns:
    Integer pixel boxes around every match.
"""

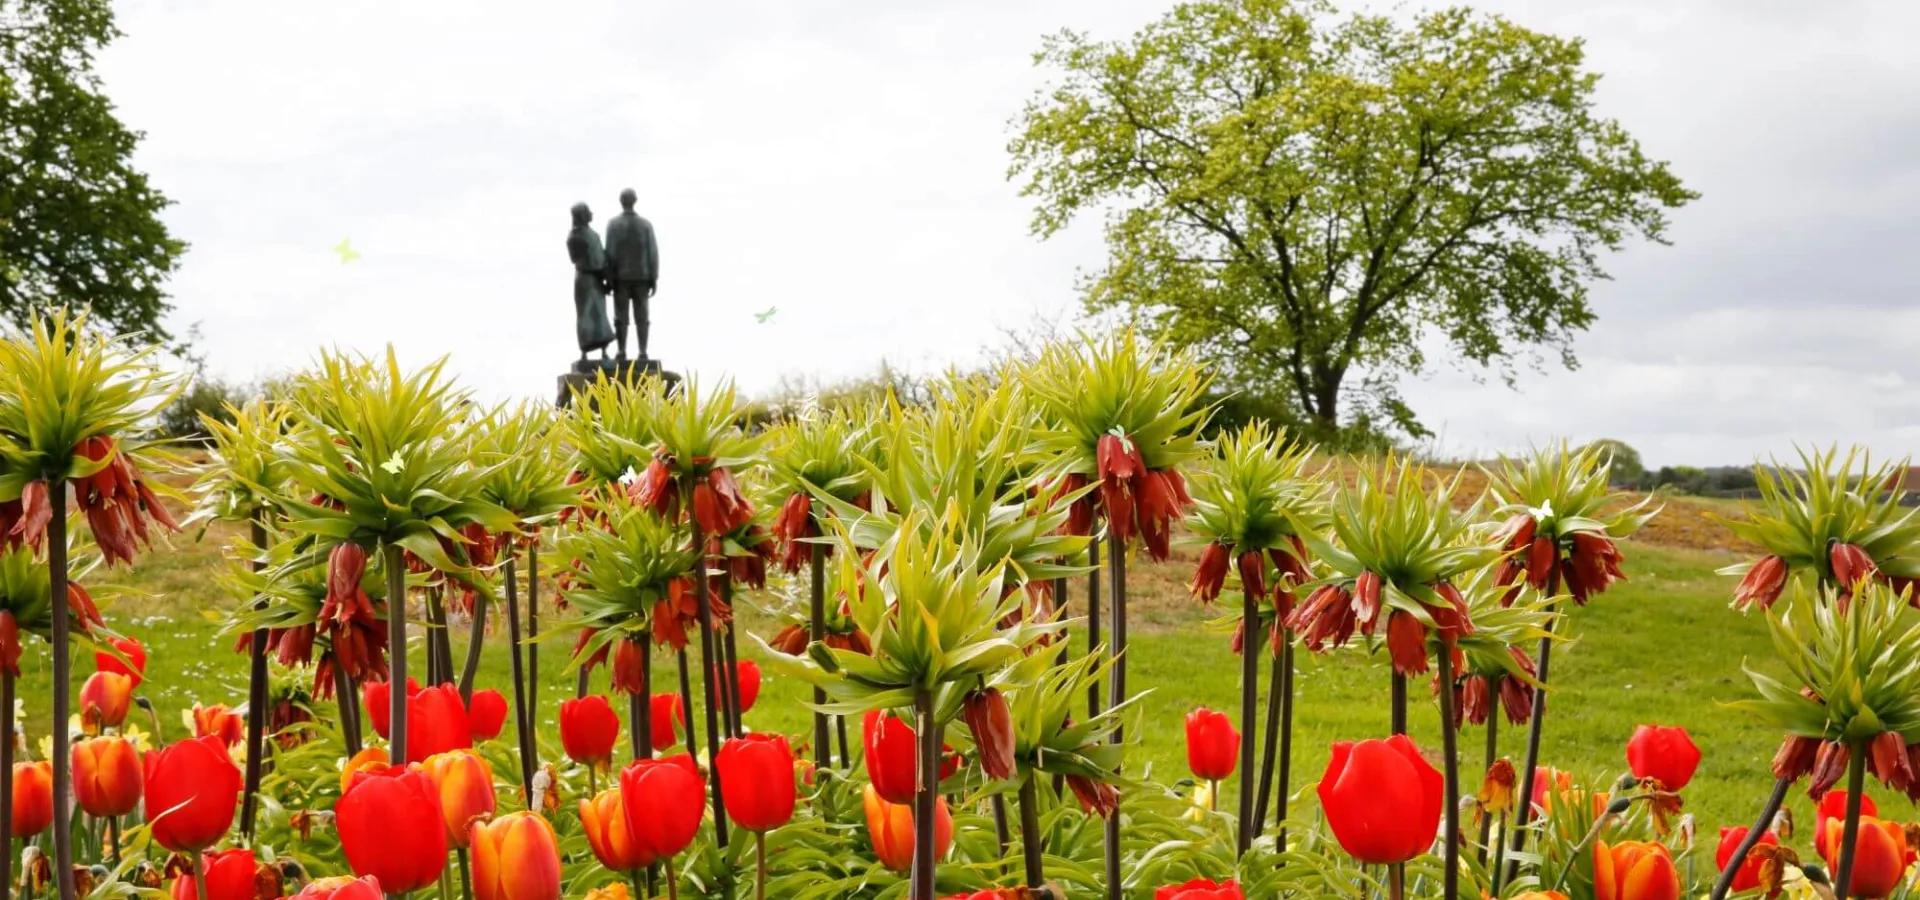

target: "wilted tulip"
[296,876,383,900]
[420,750,496,849]
[336,764,447,892]
[471,812,562,900]
[170,848,263,900]
[560,696,621,770]
[964,689,1016,782]
[94,636,147,688]
[1820,814,1910,900]
[1625,725,1700,791]
[11,761,52,837]
[716,733,796,832]
[1184,708,1237,783]
[406,683,473,763]
[80,671,133,731]
[618,754,705,862]
[579,789,652,872]
[467,689,509,742]
[1478,759,1517,817]
[144,735,241,851]
[192,703,245,747]
[1735,555,1789,611]
[864,710,919,805]
[1154,879,1244,900]
[1717,826,1780,896]
[650,692,683,749]
[72,736,143,818]
[863,784,951,872]
[1593,840,1680,900]
[1318,735,1441,864]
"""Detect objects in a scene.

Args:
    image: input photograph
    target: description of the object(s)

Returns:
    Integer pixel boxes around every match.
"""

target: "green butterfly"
[334,238,361,264]
[379,451,405,474]
[754,306,777,324]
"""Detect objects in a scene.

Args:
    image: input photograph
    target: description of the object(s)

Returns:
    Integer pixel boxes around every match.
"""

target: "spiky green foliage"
[1736,581,1920,743]
[1310,458,1496,614]
[651,377,757,475]
[554,493,698,659]
[186,398,294,526]
[1008,648,1129,784]
[472,401,577,530]
[764,408,876,506]
[1719,445,1920,585]
[1446,567,1557,686]
[0,308,180,494]
[275,349,513,575]
[560,375,667,485]
[224,528,392,637]
[1025,330,1211,477]
[1485,441,1658,541]
[1186,422,1325,553]
[0,545,56,635]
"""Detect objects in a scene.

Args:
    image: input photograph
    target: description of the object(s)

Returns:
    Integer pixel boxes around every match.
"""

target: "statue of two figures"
[568,188,658,368]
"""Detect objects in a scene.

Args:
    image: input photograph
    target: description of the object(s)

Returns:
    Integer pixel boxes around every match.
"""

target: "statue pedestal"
[555,357,681,408]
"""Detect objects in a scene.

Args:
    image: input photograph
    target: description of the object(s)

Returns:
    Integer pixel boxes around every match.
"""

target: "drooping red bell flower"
[609,638,648,695]
[94,636,146,688]
[1773,735,1820,782]
[1868,731,1913,792]
[169,848,265,900]
[363,677,421,740]
[1318,734,1442,864]
[689,466,753,536]
[619,754,706,862]
[1155,879,1244,900]
[1717,826,1780,896]
[406,683,473,763]
[1189,543,1230,604]
[1831,541,1878,589]
[336,763,448,893]
[1385,610,1428,676]
[71,435,180,566]
[716,733,797,832]
[1095,433,1141,544]
[1625,725,1701,791]
[467,689,509,742]
[80,671,133,731]
[1809,741,1850,799]
[650,693,683,749]
[1501,647,1537,725]
[772,492,816,575]
[1563,531,1628,605]
[73,736,143,818]
[1067,775,1119,819]
[560,695,621,770]
[144,735,241,852]
[8,480,50,550]
[1184,708,1237,782]
[863,710,919,805]
[1735,555,1790,611]
[10,761,52,837]
[964,689,1016,781]
[1288,583,1356,652]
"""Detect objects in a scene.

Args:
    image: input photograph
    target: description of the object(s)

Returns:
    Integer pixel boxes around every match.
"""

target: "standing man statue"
[603,188,659,361]
[567,202,615,363]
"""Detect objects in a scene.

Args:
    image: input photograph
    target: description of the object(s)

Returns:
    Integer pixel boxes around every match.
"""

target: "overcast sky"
[97,0,1919,468]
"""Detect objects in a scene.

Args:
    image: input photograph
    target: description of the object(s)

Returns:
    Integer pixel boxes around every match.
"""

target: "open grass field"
[15,489,1803,846]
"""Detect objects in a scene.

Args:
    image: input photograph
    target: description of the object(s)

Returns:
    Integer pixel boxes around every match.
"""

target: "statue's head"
[619,188,637,210]
[570,202,591,227]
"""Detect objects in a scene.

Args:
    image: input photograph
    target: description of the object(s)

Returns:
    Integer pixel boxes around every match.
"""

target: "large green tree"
[1,0,185,341]
[1010,0,1694,439]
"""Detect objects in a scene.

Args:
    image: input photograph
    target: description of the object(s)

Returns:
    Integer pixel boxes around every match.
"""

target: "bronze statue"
[567,202,614,361]
[602,188,659,360]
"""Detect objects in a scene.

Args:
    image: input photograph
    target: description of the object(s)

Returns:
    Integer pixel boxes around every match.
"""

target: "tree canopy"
[1,0,185,342]
[1009,0,1695,440]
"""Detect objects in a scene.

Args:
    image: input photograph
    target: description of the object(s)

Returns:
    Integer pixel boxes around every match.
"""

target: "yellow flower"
[583,884,629,900]
[1186,781,1214,822]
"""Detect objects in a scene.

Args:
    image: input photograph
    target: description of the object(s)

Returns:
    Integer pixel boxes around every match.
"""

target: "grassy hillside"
[15,498,1800,841]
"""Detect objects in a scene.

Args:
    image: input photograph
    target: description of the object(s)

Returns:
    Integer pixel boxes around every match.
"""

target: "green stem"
[1437,649,1461,900]
[48,481,74,900]
[457,849,473,900]
[385,544,409,766]
[1834,747,1870,900]
[193,850,209,900]
[755,831,767,900]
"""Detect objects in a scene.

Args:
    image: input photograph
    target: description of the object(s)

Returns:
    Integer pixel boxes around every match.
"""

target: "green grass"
[19,530,1801,855]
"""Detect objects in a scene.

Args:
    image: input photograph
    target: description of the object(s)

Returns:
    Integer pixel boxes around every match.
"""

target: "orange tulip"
[471,812,562,900]
[341,747,390,795]
[863,783,951,873]
[1593,840,1680,900]
[80,671,132,731]
[193,704,245,747]
[579,788,652,872]
[1820,813,1911,899]
[73,736,143,817]
[11,761,52,836]
[420,750,496,849]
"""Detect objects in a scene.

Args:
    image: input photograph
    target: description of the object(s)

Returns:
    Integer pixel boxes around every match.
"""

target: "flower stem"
[689,515,729,847]
[1709,776,1791,900]
[1236,581,1258,855]
[527,542,541,740]
[504,554,535,800]
[385,543,409,768]
[458,571,488,701]
[2,667,15,900]
[911,689,938,900]
[628,869,643,900]
[1018,773,1045,889]
[1834,748,1869,900]
[754,831,767,900]
[665,856,679,900]
[1103,534,1125,900]
[242,515,271,842]
[334,666,362,755]
[1437,648,1461,900]
[192,849,208,900]
[1476,679,1500,867]
[48,481,74,900]
[1504,597,1561,891]
[1209,779,1218,812]
[457,849,474,900]
[809,544,829,770]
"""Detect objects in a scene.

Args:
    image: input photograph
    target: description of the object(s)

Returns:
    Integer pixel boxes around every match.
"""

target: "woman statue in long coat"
[567,202,615,361]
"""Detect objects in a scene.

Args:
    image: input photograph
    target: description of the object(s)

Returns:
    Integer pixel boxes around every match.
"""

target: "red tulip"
[407,683,473,763]
[732,660,761,712]
[193,703,245,747]
[1716,826,1779,896]
[717,733,797,832]
[419,749,496,849]
[1820,814,1910,899]
[620,754,706,861]
[560,696,621,769]
[1594,840,1680,900]
[1184,708,1237,782]
[80,671,133,730]
[1155,879,1244,900]
[467,689,509,741]
[94,636,146,688]
[580,788,652,872]
[964,688,1016,782]
[363,677,421,740]
[1625,725,1700,791]
[1735,555,1789,611]
[1815,790,1878,861]
[650,693,684,749]
[336,763,448,893]
[471,812,562,900]
[170,848,262,900]
[72,736,143,817]
[10,761,51,837]
[864,710,919,805]
[144,735,241,851]
[863,783,951,873]
[296,876,383,900]
[1318,734,1441,864]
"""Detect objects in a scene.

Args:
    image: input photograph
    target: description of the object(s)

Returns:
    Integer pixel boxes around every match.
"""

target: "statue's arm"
[645,224,660,284]
[567,234,591,273]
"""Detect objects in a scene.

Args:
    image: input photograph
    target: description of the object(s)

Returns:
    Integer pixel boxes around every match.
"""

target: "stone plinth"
[555,357,681,408]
